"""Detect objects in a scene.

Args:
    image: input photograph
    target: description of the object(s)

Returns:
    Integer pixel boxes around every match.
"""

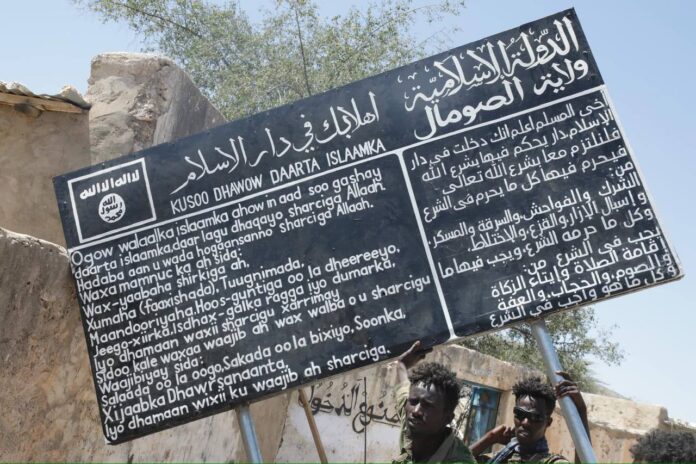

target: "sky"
[2,0,694,425]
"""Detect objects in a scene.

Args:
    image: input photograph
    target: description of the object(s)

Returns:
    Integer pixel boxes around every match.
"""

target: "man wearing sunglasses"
[469,373,589,463]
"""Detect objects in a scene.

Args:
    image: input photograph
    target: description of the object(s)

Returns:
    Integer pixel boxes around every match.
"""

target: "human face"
[405,382,453,437]
[514,395,552,448]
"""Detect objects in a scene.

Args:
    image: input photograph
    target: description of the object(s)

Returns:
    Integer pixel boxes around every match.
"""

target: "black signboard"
[54,9,682,443]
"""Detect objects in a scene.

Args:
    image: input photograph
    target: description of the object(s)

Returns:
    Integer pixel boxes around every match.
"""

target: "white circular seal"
[98,193,126,223]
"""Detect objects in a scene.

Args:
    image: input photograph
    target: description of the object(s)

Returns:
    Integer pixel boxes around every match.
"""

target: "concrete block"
[86,53,225,165]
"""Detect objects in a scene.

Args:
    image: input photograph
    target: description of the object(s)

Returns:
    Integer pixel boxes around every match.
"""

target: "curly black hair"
[408,361,461,413]
[630,428,696,463]
[512,376,556,414]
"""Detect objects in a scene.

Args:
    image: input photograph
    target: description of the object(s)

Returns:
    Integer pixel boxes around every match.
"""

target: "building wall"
[546,392,669,462]
[276,345,538,462]
[0,103,90,246]
[276,344,671,463]
[0,54,282,462]
[0,227,289,462]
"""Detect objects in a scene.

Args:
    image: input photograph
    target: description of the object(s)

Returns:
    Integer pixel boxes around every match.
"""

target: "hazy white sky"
[2,0,694,424]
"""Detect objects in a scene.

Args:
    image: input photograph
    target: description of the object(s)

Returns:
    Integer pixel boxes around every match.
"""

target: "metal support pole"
[236,403,264,463]
[530,319,597,463]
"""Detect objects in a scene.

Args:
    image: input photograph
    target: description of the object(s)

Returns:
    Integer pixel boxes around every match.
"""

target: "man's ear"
[547,416,553,427]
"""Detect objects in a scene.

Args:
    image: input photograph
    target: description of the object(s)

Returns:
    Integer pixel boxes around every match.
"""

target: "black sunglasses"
[513,406,547,423]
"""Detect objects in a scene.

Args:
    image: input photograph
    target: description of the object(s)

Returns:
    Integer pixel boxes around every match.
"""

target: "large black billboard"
[54,9,682,443]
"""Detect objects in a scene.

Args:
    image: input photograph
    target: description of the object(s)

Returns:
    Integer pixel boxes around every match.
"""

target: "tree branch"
[326,2,453,84]
[293,1,313,96]
[510,325,532,338]
[107,0,252,70]
[108,0,204,38]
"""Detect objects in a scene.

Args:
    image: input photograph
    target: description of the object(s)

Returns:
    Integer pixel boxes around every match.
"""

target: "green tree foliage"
[76,0,623,390]
[461,307,623,391]
[75,0,466,119]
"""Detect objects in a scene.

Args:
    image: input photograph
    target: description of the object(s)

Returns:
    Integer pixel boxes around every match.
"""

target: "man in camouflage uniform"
[393,341,475,464]
[470,374,589,464]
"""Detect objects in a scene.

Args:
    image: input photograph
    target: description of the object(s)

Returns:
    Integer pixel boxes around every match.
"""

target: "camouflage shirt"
[477,438,570,464]
[393,383,476,464]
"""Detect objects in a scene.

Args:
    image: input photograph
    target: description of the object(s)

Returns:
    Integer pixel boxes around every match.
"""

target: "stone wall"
[0,52,225,247]
[0,227,289,461]
[0,54,286,462]
[86,52,225,165]
[546,392,669,462]
[0,102,90,246]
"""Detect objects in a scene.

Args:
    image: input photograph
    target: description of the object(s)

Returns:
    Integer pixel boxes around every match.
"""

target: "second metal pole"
[236,403,264,463]
[298,389,328,463]
[530,318,597,463]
